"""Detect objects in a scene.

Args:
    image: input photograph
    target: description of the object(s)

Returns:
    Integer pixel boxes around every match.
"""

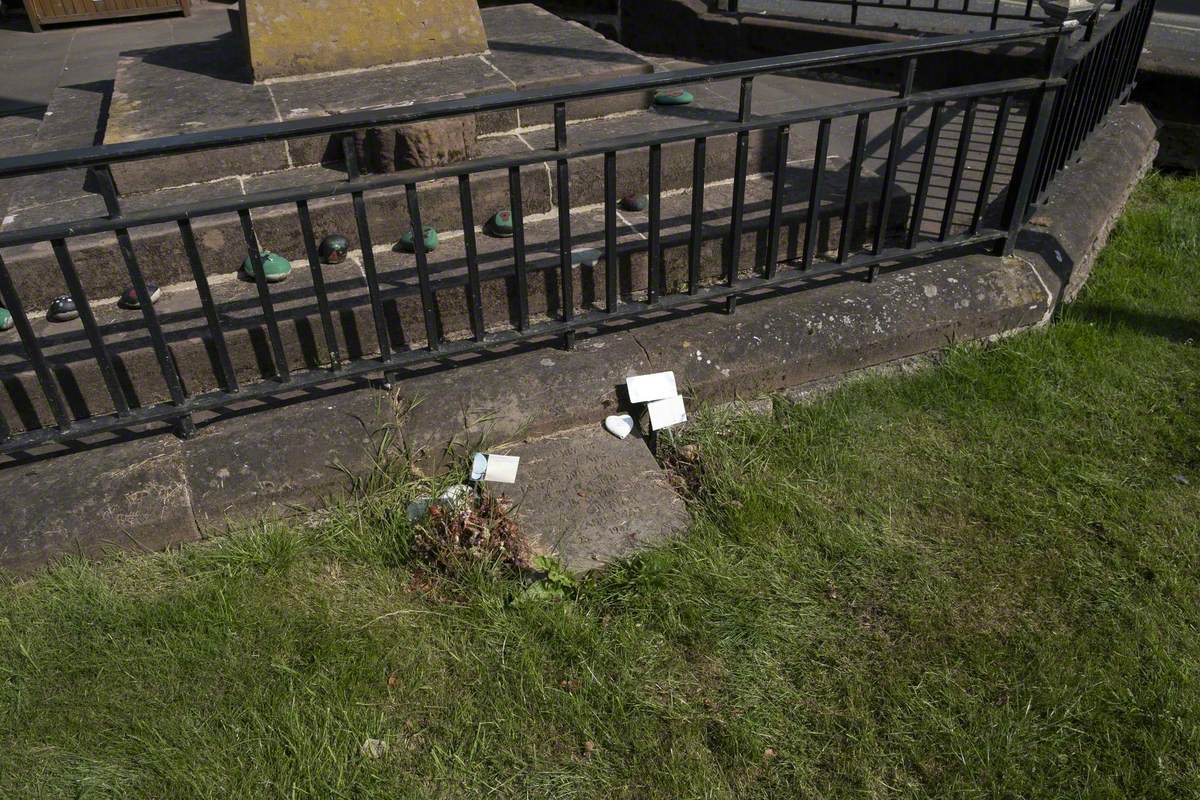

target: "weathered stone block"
[354,115,479,172]
[239,0,489,81]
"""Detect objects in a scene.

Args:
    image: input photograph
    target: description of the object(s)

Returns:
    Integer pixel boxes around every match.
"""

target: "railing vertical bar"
[1004,30,1071,248]
[295,200,342,368]
[1101,4,1140,123]
[342,135,392,364]
[648,144,663,303]
[0,252,71,430]
[603,151,619,312]
[764,124,791,278]
[838,112,870,265]
[457,175,486,342]
[1126,0,1155,96]
[404,183,441,351]
[1076,36,1110,147]
[1078,31,1115,142]
[906,101,946,249]
[871,57,917,279]
[939,98,978,241]
[728,132,750,289]
[1040,58,1083,196]
[554,102,574,324]
[1074,33,1112,150]
[1124,0,1153,99]
[802,118,831,271]
[1096,9,1133,123]
[1109,3,1140,107]
[990,0,1001,29]
[237,210,291,382]
[1031,76,1069,204]
[726,78,754,292]
[50,238,129,415]
[969,94,1012,234]
[688,137,707,294]
[177,219,238,393]
[508,166,531,331]
[113,228,188,408]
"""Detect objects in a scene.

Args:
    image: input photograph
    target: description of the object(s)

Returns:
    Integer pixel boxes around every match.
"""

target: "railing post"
[999,0,1093,255]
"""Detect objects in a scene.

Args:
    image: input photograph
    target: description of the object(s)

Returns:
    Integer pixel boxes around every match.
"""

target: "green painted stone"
[242,250,293,283]
[319,234,349,265]
[654,88,694,106]
[619,194,649,212]
[0,307,12,333]
[399,225,439,253]
[488,210,515,237]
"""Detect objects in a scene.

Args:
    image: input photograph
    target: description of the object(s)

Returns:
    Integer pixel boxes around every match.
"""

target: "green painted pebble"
[242,251,293,283]
[488,210,515,237]
[619,194,650,212]
[654,88,694,106]
[399,225,439,253]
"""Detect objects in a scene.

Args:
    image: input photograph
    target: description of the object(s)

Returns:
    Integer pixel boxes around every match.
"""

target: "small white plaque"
[646,395,687,430]
[470,453,520,484]
[626,371,678,404]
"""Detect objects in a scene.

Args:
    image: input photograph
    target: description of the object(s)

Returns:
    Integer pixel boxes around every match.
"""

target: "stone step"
[104,4,655,195]
[2,65,1007,313]
[0,155,908,435]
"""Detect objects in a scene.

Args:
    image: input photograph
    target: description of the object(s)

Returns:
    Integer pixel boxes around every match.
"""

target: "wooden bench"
[21,0,190,32]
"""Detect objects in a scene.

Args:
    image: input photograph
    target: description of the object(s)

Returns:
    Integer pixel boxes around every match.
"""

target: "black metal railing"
[725,0,1048,29]
[0,5,1147,454]
[1027,0,1155,208]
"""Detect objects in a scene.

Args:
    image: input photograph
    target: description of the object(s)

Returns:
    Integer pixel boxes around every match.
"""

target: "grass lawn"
[2,173,1199,798]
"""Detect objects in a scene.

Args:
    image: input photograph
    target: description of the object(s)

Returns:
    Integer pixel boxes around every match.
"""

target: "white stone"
[439,484,474,508]
[604,414,635,440]
[572,247,602,267]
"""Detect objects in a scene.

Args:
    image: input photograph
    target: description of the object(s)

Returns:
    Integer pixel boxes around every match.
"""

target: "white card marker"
[626,371,678,404]
[646,395,687,430]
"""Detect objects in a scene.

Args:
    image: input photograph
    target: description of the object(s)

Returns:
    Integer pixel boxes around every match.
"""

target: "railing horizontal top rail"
[0,24,1066,183]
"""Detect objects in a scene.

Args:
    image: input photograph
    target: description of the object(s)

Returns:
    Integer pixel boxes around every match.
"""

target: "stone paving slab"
[182,383,395,531]
[511,423,690,571]
[0,431,195,574]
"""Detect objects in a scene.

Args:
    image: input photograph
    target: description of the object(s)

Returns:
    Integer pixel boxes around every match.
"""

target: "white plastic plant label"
[646,395,687,430]
[626,371,678,404]
[470,453,520,484]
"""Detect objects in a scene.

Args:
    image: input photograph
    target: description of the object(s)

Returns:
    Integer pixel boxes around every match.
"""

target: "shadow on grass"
[1067,305,1200,344]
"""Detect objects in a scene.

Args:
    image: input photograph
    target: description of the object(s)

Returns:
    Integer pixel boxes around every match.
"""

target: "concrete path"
[0,1,228,118]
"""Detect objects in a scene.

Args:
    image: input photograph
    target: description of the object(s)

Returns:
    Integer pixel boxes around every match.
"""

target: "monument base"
[105,5,653,195]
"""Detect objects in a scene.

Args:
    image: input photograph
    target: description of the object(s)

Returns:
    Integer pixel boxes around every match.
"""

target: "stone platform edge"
[0,103,1158,576]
